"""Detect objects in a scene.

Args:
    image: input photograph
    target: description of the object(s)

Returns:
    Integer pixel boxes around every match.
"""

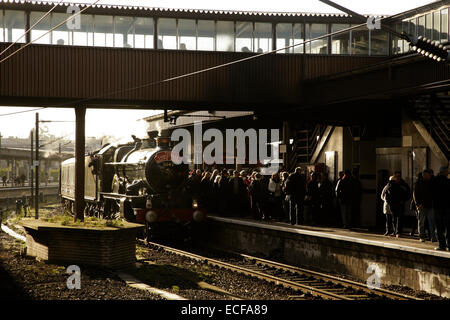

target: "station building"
[1,1,449,229]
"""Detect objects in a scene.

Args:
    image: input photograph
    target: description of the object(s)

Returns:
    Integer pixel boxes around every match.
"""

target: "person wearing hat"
[432,166,450,251]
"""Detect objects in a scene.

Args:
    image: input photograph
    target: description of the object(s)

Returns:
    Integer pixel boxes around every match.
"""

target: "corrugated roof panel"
[0,0,384,18]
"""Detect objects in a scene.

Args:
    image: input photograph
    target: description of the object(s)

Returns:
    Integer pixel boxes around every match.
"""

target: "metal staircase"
[287,124,328,171]
[411,94,450,161]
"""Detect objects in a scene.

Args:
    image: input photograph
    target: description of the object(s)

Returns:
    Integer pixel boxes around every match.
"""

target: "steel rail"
[235,252,423,301]
[143,241,423,300]
[143,241,356,300]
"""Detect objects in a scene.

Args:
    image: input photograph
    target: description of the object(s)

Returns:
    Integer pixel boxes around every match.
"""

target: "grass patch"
[38,215,126,229]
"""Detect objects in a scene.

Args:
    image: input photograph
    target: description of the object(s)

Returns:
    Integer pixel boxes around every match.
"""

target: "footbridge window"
[441,8,448,43]
[93,15,114,47]
[178,19,197,50]
[216,20,234,52]
[30,11,51,44]
[236,21,253,52]
[351,25,369,55]
[157,18,177,49]
[331,24,350,54]
[3,10,25,43]
[0,10,3,42]
[370,29,389,55]
[73,14,94,47]
[197,20,215,51]
[134,17,154,49]
[306,23,328,54]
[53,12,72,46]
[254,22,272,53]
[114,16,134,48]
[275,23,293,54]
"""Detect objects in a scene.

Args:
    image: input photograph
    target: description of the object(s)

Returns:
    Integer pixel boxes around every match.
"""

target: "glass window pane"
[392,23,401,54]
[73,14,93,46]
[157,18,176,49]
[236,21,252,52]
[370,29,388,55]
[418,15,425,37]
[178,19,196,50]
[441,9,448,43]
[351,25,369,55]
[94,15,114,47]
[425,13,432,39]
[135,17,153,49]
[4,10,25,43]
[254,22,271,53]
[433,11,440,41]
[409,18,417,38]
[276,23,292,54]
[216,21,234,52]
[0,10,4,42]
[198,20,214,51]
[307,23,327,54]
[402,20,410,52]
[114,16,134,48]
[293,23,303,53]
[331,24,350,54]
[52,12,72,45]
[30,11,51,44]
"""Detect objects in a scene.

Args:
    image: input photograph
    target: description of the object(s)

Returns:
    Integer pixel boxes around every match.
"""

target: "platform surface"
[208,216,450,259]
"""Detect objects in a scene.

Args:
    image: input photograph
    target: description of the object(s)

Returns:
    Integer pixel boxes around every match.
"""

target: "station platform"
[203,215,450,298]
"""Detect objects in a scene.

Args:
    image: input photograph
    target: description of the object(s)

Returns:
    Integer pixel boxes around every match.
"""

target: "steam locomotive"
[60,133,207,240]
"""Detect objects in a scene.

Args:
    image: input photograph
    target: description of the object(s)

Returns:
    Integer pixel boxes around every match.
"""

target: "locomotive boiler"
[60,134,206,240]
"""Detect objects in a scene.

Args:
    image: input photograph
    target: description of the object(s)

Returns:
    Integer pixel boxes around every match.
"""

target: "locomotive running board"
[104,162,141,166]
[100,192,146,200]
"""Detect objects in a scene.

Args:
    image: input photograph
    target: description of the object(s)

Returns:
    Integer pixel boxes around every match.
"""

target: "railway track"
[141,241,422,301]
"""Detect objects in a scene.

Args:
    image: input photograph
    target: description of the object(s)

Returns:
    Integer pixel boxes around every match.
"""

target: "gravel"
[0,231,162,300]
[136,244,317,300]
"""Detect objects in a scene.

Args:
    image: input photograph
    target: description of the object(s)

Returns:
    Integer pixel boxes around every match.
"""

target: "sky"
[0,0,437,140]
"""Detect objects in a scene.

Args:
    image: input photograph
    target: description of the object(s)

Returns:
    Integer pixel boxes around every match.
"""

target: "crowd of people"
[380,166,450,251]
[186,166,363,229]
[186,164,450,251]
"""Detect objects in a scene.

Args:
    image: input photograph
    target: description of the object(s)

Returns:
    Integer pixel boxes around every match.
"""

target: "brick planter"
[20,220,143,269]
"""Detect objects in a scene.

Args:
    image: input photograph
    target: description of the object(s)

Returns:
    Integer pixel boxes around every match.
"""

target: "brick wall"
[24,226,142,269]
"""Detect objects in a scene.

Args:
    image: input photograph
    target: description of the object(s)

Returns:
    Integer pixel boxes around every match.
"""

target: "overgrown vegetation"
[11,201,126,229]
[38,214,126,229]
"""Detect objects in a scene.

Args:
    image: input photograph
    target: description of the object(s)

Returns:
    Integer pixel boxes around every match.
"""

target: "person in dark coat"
[281,171,290,222]
[307,172,320,225]
[335,170,355,229]
[268,172,283,221]
[385,171,411,238]
[217,169,230,216]
[199,171,212,212]
[187,169,202,198]
[413,169,436,242]
[228,170,247,217]
[285,167,307,225]
[432,166,450,251]
[249,173,265,220]
[317,173,334,226]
